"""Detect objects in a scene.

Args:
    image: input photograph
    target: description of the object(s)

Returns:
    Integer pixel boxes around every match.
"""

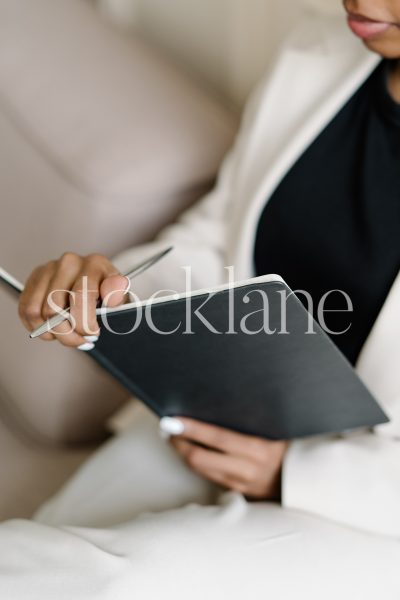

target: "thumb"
[100,274,130,307]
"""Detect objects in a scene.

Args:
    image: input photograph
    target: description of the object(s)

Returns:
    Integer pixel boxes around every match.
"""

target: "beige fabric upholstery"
[0,413,92,520]
[0,0,237,443]
[302,0,342,15]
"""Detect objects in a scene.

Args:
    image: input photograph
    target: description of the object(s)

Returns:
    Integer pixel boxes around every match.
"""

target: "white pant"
[1,406,399,599]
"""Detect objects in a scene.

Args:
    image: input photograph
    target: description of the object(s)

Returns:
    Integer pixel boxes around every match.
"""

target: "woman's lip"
[347,14,393,40]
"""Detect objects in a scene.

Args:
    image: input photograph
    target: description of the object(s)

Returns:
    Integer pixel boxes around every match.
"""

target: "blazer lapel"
[229,17,380,277]
[356,272,400,424]
[224,14,398,416]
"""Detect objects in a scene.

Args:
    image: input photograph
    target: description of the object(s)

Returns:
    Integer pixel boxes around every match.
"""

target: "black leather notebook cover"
[89,276,388,440]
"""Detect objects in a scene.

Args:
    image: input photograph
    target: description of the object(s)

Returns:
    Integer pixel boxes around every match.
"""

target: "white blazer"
[114,11,400,537]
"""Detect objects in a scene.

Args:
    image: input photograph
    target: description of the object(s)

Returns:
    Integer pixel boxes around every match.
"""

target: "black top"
[254,60,400,365]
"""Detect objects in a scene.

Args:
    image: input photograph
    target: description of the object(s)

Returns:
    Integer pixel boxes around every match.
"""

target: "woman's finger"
[70,279,101,338]
[18,252,123,348]
[173,417,265,460]
[100,275,130,307]
[18,264,57,341]
[70,257,126,337]
[42,253,83,323]
[40,253,90,347]
[171,437,255,485]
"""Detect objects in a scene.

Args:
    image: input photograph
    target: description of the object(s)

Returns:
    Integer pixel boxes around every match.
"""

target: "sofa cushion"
[0,0,237,444]
[0,0,236,203]
[0,413,93,520]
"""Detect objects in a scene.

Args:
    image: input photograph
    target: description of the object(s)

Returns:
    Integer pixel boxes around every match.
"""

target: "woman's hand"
[18,253,129,348]
[168,418,288,500]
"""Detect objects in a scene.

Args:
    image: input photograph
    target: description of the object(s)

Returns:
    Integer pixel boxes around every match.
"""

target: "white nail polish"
[84,335,99,343]
[78,342,95,352]
[159,417,185,436]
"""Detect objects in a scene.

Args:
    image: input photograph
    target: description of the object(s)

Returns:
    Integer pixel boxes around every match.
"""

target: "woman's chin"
[363,37,400,59]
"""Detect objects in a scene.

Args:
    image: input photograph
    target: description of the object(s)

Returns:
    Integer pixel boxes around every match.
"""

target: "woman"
[5,1,400,598]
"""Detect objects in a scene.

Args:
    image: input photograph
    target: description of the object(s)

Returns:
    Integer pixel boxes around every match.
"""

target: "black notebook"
[89,275,388,440]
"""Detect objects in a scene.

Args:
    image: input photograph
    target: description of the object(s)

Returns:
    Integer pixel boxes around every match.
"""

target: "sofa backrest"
[0,0,237,444]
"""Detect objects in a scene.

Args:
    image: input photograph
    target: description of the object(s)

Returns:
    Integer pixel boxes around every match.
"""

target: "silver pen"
[0,266,25,295]
[29,247,173,339]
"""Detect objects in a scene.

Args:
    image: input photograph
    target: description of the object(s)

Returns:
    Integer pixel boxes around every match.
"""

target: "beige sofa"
[0,0,237,519]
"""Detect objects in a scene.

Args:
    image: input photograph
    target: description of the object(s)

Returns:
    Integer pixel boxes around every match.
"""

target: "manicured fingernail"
[78,342,95,352]
[159,417,185,436]
[84,335,99,343]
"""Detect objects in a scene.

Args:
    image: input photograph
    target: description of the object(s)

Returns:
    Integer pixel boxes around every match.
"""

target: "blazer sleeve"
[110,70,270,301]
[282,276,400,538]
[110,13,323,298]
[111,148,234,299]
[282,423,400,537]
